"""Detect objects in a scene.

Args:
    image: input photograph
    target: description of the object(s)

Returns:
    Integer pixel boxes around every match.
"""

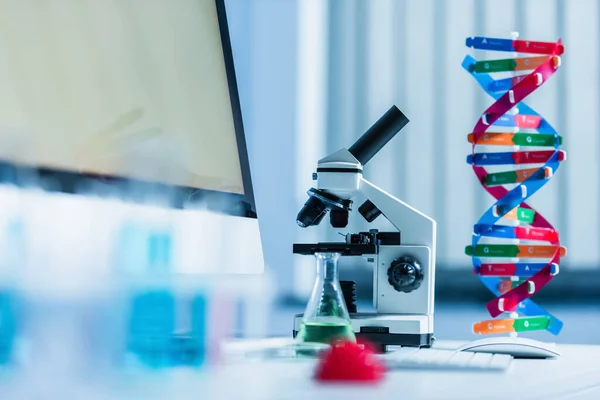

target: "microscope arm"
[359,177,436,250]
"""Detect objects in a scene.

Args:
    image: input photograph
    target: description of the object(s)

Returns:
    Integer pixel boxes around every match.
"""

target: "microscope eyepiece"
[348,105,409,166]
[297,106,408,229]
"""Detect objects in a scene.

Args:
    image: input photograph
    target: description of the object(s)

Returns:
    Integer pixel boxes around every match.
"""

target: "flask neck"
[315,252,340,282]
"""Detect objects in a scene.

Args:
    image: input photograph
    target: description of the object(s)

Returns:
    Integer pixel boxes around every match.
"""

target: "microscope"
[293,105,437,349]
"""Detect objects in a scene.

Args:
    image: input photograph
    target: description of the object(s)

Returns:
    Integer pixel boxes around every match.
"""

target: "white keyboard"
[377,347,513,372]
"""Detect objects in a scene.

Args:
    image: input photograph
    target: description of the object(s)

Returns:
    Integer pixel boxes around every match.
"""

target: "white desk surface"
[205,340,600,400]
[98,339,599,400]
[2,340,599,399]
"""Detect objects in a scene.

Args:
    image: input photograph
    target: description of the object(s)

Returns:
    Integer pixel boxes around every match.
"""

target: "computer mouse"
[456,336,560,359]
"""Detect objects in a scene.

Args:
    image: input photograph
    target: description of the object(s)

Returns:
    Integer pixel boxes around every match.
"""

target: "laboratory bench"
[207,340,600,400]
[3,339,595,400]
[1,301,598,399]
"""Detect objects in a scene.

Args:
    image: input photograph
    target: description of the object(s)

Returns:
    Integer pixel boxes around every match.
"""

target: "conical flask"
[296,252,356,344]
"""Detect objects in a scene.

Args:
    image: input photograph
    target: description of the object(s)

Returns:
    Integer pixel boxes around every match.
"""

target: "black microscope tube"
[348,105,409,166]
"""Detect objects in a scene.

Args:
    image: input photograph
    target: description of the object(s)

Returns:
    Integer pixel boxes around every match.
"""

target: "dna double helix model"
[463,34,566,337]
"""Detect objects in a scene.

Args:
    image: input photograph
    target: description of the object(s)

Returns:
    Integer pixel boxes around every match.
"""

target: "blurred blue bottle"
[0,292,16,366]
[118,223,207,368]
[0,219,23,367]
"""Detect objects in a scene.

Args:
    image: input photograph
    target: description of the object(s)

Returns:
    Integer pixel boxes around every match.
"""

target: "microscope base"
[293,313,434,351]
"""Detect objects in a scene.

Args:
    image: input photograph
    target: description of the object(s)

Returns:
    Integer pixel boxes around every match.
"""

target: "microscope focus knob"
[387,256,423,293]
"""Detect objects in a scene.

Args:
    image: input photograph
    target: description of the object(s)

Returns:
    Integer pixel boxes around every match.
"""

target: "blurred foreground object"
[314,340,384,383]
[0,184,272,397]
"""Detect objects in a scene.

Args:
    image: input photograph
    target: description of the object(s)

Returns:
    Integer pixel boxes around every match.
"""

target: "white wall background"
[227,0,599,299]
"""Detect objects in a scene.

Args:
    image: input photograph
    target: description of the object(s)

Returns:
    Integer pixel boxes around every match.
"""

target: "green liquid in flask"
[297,321,356,345]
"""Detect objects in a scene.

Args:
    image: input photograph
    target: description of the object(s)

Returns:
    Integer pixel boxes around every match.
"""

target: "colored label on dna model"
[463,35,565,336]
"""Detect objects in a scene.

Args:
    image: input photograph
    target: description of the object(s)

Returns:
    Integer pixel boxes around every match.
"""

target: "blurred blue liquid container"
[118,223,207,369]
[0,292,16,365]
[0,219,23,367]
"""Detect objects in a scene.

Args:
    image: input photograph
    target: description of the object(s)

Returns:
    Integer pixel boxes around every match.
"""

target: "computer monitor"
[0,0,263,273]
[0,0,255,217]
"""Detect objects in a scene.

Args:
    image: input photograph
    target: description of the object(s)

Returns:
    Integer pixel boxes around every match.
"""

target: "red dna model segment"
[462,35,565,336]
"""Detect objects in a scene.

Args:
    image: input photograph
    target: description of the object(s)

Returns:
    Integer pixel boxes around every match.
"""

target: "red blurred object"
[314,340,385,383]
